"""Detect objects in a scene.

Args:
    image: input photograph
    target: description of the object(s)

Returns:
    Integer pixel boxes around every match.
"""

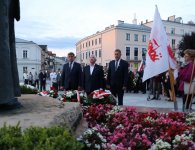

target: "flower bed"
[80,104,195,150]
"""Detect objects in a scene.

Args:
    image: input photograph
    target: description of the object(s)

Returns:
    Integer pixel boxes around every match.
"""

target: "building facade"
[76,16,195,70]
[76,20,151,70]
[144,15,195,62]
[16,38,42,81]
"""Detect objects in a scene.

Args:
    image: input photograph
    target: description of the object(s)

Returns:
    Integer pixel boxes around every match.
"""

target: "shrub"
[20,85,38,94]
[0,124,84,150]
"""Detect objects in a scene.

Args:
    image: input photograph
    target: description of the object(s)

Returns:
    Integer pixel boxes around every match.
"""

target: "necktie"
[69,62,72,70]
[115,60,118,71]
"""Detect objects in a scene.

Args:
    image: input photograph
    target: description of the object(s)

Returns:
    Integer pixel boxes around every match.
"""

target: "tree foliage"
[178,32,195,56]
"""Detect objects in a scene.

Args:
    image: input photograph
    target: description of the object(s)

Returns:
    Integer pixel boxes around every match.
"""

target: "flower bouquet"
[60,90,87,103]
[86,89,116,105]
[38,86,58,98]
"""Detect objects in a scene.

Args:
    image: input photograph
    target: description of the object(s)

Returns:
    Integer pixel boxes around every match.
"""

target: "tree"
[178,32,195,56]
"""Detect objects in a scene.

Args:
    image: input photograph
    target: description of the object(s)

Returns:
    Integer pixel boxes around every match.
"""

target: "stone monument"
[0,0,21,109]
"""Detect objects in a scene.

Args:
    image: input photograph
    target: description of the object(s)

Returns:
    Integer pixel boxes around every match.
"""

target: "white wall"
[16,42,41,81]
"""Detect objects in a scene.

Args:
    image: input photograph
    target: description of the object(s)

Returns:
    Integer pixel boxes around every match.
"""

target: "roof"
[116,23,151,32]
[16,38,35,44]
[39,45,47,50]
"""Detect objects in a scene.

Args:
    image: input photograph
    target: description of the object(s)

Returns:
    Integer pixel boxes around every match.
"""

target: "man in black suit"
[107,49,128,105]
[61,52,82,91]
[83,55,104,95]
[39,70,46,91]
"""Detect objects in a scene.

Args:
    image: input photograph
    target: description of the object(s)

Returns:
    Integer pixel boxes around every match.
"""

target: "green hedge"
[20,85,38,94]
[0,123,84,150]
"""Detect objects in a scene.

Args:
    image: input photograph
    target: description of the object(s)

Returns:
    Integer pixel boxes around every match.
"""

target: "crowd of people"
[23,49,195,111]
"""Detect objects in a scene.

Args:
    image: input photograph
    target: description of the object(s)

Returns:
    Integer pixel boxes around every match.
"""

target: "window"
[171,28,175,34]
[134,47,138,60]
[134,34,138,41]
[95,50,97,57]
[126,47,130,56]
[142,48,147,60]
[99,38,101,44]
[89,41,90,47]
[172,39,176,49]
[99,49,102,57]
[83,43,84,48]
[86,52,88,59]
[92,51,94,55]
[142,35,146,42]
[23,50,28,58]
[126,33,130,41]
[23,67,27,73]
[83,53,84,60]
[95,39,97,45]
[126,47,130,61]
[89,51,90,57]
[86,42,88,47]
[92,40,94,46]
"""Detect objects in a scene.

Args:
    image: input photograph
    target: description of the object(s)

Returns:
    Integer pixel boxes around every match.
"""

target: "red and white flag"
[143,6,177,82]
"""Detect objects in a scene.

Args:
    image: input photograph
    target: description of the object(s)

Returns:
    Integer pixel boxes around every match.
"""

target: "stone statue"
[0,0,21,107]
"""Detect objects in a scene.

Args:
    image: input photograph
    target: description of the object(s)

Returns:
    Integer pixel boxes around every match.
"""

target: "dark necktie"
[115,60,118,71]
[69,62,72,70]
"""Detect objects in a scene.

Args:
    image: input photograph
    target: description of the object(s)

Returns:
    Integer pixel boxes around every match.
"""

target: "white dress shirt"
[90,64,95,75]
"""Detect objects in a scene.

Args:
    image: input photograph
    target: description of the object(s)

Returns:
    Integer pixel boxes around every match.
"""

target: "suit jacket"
[107,59,128,89]
[61,62,82,90]
[83,64,104,93]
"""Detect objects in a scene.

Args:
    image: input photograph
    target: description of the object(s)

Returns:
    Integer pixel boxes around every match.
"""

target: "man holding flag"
[143,6,177,109]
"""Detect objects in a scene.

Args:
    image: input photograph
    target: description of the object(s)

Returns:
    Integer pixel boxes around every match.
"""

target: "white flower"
[151,139,171,150]
[94,144,101,149]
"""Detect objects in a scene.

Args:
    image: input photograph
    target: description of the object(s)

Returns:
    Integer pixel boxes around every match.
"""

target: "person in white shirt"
[34,72,39,89]
[50,69,57,90]
[82,55,104,95]
[23,71,28,84]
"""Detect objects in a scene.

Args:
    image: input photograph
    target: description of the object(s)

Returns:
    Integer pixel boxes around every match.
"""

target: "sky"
[15,0,195,57]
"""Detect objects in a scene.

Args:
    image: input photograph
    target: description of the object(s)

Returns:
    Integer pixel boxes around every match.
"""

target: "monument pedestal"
[0,95,83,131]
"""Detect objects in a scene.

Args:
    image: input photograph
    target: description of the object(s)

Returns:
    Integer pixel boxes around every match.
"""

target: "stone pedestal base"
[0,95,83,131]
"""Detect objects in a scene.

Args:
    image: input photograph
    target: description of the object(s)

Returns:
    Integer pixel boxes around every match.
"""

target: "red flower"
[72,98,78,102]
[63,97,66,102]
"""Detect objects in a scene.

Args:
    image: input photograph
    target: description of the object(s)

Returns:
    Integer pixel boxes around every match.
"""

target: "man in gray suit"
[0,0,21,107]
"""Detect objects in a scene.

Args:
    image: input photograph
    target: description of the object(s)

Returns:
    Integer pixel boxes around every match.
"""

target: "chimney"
[146,19,148,23]
[118,20,124,25]
[132,13,137,25]
[167,15,175,21]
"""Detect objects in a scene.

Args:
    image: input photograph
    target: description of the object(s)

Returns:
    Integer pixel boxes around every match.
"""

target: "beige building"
[76,20,151,70]
[76,16,195,69]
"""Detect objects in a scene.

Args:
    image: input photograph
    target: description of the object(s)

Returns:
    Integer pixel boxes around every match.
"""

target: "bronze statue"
[0,0,21,107]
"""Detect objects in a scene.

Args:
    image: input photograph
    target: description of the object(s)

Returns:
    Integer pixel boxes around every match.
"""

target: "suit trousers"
[111,87,124,105]
[183,94,192,109]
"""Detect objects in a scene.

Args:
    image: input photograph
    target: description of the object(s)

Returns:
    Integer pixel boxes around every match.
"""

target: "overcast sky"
[15,0,195,57]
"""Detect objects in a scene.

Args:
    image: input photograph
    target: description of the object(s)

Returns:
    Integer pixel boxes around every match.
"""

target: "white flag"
[143,6,174,81]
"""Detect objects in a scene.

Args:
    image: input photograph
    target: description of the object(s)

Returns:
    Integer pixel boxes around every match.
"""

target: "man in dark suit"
[61,52,82,91]
[39,70,46,91]
[83,55,104,95]
[107,49,128,105]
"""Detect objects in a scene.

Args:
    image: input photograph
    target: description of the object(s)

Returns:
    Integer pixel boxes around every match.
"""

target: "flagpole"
[168,64,178,110]
[185,58,195,111]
